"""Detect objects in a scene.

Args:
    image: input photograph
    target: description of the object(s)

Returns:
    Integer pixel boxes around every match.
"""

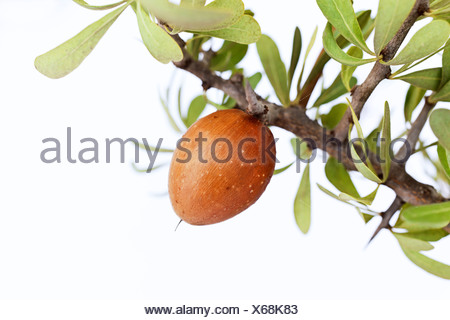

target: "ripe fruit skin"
[168,109,276,225]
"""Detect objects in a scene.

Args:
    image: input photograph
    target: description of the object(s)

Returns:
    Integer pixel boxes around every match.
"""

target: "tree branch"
[333,0,430,141]
[170,31,446,206]
[397,97,436,160]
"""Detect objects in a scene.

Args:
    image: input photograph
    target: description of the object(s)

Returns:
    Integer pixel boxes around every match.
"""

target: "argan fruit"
[168,109,276,225]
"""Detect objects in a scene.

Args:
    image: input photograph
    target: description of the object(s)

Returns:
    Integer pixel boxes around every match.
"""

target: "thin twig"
[333,0,430,141]
[397,97,436,161]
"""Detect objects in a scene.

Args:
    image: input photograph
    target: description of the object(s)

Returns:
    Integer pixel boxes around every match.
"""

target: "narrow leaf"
[291,138,312,160]
[294,163,311,234]
[323,23,377,66]
[381,101,391,182]
[402,229,449,242]
[321,103,348,130]
[296,27,317,91]
[395,68,442,91]
[431,79,450,102]
[247,72,263,89]
[374,0,415,56]
[430,109,450,151]
[159,95,182,133]
[339,186,378,206]
[402,201,450,230]
[274,162,294,175]
[356,207,375,223]
[440,39,450,88]
[314,74,356,107]
[194,14,261,44]
[288,27,302,89]
[180,0,206,7]
[316,0,374,54]
[350,142,382,183]
[186,95,207,127]
[404,85,426,122]
[402,249,450,279]
[256,35,290,106]
[394,232,434,251]
[73,0,126,10]
[136,3,183,63]
[385,20,450,65]
[341,46,363,90]
[210,41,247,71]
[140,0,241,32]
[437,144,450,178]
[35,3,129,79]
[325,156,360,198]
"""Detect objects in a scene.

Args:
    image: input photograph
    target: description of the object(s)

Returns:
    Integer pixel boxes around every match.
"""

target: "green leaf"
[394,232,434,251]
[135,3,183,63]
[291,138,312,160]
[325,156,360,198]
[194,14,261,44]
[430,0,450,10]
[316,0,373,54]
[404,85,426,122]
[210,41,248,71]
[402,249,450,279]
[431,79,450,102]
[140,0,242,32]
[348,102,367,151]
[437,144,450,178]
[440,39,450,88]
[339,186,379,206]
[349,144,382,183]
[380,101,391,182]
[430,109,450,150]
[321,103,348,130]
[384,20,450,65]
[35,3,129,79]
[395,68,442,90]
[349,134,382,183]
[317,183,378,211]
[366,120,382,153]
[73,0,126,10]
[273,162,294,175]
[296,27,318,92]
[337,10,374,48]
[185,95,207,127]
[256,35,290,106]
[288,27,302,90]
[374,0,415,56]
[341,46,363,91]
[159,94,182,133]
[186,35,209,60]
[358,209,375,223]
[401,229,449,242]
[402,201,450,230]
[294,163,311,234]
[314,74,356,107]
[323,23,377,66]
[248,72,262,89]
[180,0,206,7]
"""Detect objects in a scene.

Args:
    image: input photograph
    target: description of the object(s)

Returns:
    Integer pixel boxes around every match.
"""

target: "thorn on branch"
[368,196,404,244]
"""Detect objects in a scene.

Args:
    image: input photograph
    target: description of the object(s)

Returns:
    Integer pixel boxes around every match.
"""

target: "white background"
[0,0,449,305]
